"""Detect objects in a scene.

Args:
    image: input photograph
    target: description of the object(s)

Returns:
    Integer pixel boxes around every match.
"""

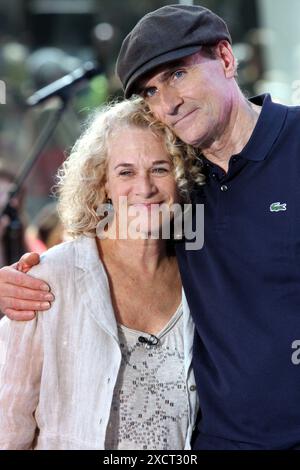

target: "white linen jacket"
[0,236,198,450]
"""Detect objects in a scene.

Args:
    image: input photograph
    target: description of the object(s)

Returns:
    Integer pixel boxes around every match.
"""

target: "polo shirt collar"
[199,94,288,170]
[235,93,288,162]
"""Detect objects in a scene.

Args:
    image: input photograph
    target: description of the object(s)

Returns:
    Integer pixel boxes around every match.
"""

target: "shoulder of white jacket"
[27,238,78,282]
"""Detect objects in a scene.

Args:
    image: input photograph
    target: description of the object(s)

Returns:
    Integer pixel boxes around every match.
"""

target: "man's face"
[139,47,235,148]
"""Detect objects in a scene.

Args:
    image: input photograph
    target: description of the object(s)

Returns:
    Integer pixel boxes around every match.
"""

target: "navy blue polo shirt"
[176,94,300,449]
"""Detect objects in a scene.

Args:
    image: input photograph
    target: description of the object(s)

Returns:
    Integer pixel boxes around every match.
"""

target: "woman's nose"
[134,174,156,197]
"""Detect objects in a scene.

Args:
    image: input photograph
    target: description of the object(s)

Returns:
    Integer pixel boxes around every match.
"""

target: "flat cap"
[117,4,232,98]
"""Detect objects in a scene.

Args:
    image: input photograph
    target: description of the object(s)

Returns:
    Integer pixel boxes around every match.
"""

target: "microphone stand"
[1,61,103,264]
[0,97,67,264]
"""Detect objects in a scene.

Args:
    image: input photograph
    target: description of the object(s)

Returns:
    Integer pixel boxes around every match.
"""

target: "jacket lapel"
[73,236,119,342]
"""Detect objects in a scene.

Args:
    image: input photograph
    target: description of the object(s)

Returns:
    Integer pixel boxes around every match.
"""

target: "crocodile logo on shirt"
[270,202,287,212]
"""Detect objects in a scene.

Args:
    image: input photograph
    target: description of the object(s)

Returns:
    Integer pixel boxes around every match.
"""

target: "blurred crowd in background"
[0,0,300,269]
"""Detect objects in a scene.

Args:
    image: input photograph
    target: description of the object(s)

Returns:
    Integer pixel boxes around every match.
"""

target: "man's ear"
[215,40,237,78]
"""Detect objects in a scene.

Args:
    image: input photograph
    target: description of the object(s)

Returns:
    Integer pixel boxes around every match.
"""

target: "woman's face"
[104,126,181,238]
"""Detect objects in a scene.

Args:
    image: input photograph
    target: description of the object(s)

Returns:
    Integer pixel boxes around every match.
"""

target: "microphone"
[26,61,102,107]
[138,335,160,347]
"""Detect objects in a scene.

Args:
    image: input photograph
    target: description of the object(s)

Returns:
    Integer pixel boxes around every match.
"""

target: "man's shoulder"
[266,95,300,120]
[286,103,300,118]
[279,100,300,138]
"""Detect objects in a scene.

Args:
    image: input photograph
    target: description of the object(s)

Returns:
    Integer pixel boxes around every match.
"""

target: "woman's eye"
[152,167,169,174]
[119,170,133,176]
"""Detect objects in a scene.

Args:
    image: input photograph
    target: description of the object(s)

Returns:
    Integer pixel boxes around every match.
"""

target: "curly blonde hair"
[56,98,205,237]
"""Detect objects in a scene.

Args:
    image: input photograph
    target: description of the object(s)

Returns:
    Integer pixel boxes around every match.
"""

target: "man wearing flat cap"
[118,4,300,451]
[1,4,300,450]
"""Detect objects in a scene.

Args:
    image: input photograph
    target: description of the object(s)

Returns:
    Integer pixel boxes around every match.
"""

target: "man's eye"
[144,87,157,98]
[173,70,185,80]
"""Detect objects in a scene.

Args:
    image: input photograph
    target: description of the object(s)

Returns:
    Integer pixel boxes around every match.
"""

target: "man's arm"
[0,253,54,321]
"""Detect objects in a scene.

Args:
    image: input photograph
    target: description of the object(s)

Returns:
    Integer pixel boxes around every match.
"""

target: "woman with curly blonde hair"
[0,98,204,450]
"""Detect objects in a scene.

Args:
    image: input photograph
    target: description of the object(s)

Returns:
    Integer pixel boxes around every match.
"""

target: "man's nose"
[160,86,183,115]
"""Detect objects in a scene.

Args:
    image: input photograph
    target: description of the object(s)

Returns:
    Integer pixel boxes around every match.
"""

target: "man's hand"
[0,252,55,321]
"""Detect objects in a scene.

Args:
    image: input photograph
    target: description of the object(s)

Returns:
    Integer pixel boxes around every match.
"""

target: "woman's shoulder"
[27,235,97,288]
[29,238,75,273]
